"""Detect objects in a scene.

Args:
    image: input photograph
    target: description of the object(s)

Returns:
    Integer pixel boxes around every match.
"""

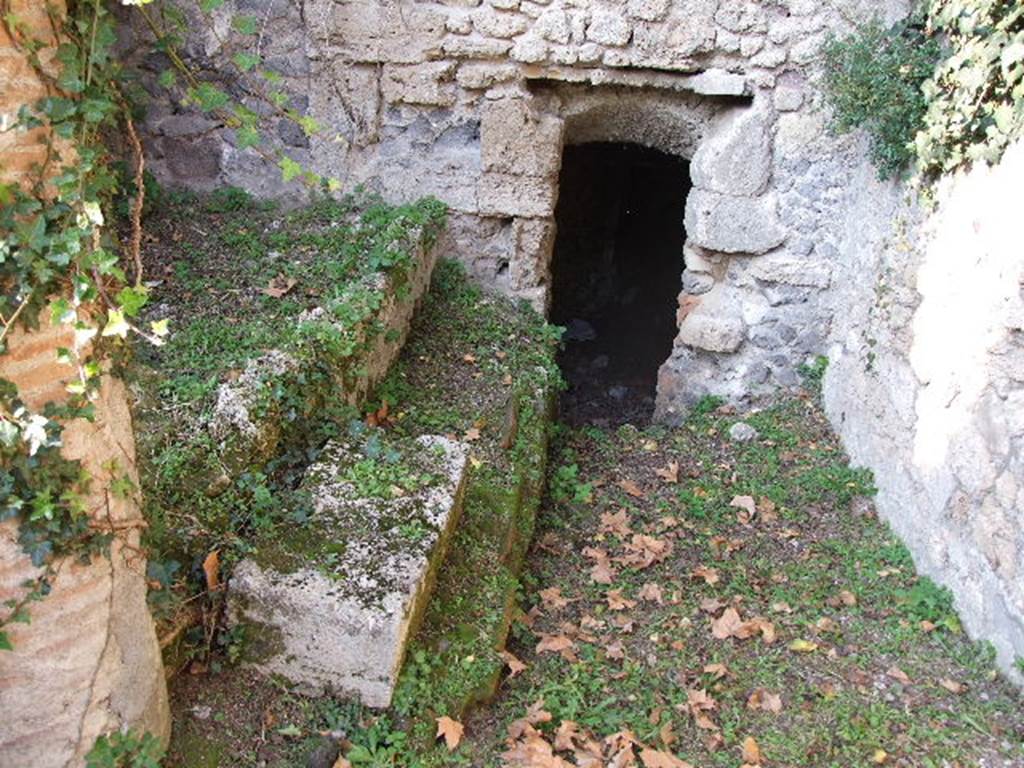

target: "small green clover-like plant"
[898,577,962,632]
[85,729,164,768]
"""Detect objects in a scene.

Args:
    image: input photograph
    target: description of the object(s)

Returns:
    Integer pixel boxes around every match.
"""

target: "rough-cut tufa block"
[228,435,469,708]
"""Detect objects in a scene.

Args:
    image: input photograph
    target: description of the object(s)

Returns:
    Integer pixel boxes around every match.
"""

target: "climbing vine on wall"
[915,0,1024,174]
[822,1,1023,178]
[0,0,333,652]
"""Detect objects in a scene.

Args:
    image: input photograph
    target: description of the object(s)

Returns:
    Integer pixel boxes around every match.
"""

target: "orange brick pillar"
[0,3,170,765]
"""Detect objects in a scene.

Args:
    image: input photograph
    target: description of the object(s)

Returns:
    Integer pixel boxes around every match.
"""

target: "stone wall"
[824,139,1024,685]
[0,3,171,765]
[131,0,906,407]
[131,0,1024,682]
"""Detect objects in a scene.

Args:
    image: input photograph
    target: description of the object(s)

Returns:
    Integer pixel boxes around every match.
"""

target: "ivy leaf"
[190,82,230,113]
[150,319,170,339]
[279,156,302,183]
[237,124,260,149]
[297,115,321,136]
[101,309,130,339]
[157,69,177,88]
[0,631,11,651]
[115,286,149,317]
[232,15,258,35]
[199,0,225,11]
[233,52,259,72]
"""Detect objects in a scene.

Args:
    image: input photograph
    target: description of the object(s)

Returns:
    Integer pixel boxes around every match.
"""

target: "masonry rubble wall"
[823,139,1024,685]
[0,4,170,765]
[130,0,1023,682]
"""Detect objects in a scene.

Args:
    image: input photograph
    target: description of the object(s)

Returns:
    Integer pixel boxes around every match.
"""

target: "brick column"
[0,3,170,765]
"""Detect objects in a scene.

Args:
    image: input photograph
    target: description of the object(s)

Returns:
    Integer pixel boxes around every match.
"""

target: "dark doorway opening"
[550,142,690,426]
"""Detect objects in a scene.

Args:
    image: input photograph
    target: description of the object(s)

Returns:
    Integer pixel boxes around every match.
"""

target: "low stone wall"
[824,139,1024,684]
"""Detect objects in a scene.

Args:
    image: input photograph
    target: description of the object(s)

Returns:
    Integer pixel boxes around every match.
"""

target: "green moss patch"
[127,189,445,643]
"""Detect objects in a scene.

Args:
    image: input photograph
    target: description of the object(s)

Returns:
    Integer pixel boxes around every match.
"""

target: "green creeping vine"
[0,0,163,651]
[0,0,348,653]
[823,1,1023,178]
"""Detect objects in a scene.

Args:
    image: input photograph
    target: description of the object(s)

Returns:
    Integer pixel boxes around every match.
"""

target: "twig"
[121,105,146,288]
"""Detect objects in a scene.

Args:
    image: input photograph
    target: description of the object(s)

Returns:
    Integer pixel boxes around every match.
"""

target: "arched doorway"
[549,142,691,425]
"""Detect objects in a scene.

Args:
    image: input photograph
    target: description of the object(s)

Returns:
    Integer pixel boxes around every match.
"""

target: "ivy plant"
[915,0,1024,174]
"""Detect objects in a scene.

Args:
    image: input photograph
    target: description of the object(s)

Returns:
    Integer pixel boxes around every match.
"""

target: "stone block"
[535,8,572,43]
[381,61,457,107]
[681,69,750,96]
[513,216,556,290]
[229,435,469,708]
[627,0,671,21]
[691,105,772,196]
[685,190,786,254]
[443,35,514,58]
[510,34,549,63]
[677,313,745,353]
[329,2,446,64]
[472,7,529,38]
[587,11,631,46]
[773,86,803,112]
[749,254,831,288]
[481,98,564,176]
[456,61,521,89]
[479,172,559,217]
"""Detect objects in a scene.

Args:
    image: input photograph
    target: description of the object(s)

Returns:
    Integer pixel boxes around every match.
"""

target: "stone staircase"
[229,434,469,707]
[221,260,560,719]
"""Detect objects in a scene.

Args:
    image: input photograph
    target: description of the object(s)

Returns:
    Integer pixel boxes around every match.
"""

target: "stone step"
[227,433,469,708]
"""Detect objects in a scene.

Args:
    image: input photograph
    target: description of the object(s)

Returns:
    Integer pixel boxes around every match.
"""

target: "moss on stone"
[373,261,560,744]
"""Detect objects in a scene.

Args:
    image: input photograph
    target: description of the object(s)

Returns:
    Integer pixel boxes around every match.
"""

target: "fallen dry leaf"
[703,662,729,679]
[700,597,727,614]
[939,678,965,694]
[500,650,526,677]
[536,634,575,655]
[639,746,693,768]
[654,461,680,484]
[607,589,637,611]
[583,547,618,585]
[618,478,646,498]
[886,666,911,685]
[638,582,664,604]
[730,495,757,523]
[332,757,352,768]
[712,607,744,640]
[435,716,464,751]
[261,275,297,298]
[600,509,632,537]
[617,534,673,569]
[507,700,554,741]
[605,641,625,660]
[757,496,778,522]
[202,550,220,592]
[691,565,720,585]
[553,720,582,752]
[464,427,482,441]
[711,608,774,643]
[746,688,783,714]
[740,735,762,764]
[539,586,571,611]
